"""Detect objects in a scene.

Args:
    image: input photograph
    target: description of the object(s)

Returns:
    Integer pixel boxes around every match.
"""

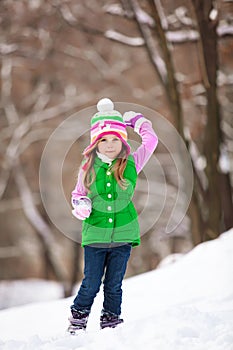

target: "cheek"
[97,143,107,154]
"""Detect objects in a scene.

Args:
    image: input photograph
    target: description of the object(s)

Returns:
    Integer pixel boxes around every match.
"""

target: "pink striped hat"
[83,98,130,155]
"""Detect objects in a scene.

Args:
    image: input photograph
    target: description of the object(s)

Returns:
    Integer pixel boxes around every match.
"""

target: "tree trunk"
[148,0,184,137]
[191,0,222,239]
[148,0,205,245]
[220,173,233,230]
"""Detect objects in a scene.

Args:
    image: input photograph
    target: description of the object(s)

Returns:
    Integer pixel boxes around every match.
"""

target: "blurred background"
[0,0,232,309]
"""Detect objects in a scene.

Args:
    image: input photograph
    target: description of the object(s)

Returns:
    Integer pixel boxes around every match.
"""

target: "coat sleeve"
[132,122,158,174]
[71,168,88,207]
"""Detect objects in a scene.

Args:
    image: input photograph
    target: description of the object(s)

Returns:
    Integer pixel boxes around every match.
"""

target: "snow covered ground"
[0,228,233,350]
[0,280,63,310]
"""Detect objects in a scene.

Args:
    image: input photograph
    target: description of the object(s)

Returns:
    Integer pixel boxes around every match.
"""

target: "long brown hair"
[81,141,128,192]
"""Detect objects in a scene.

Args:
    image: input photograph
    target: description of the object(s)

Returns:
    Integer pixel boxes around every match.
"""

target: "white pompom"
[97,98,114,112]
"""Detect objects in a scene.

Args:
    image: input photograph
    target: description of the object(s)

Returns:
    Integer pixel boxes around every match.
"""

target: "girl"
[68,98,158,334]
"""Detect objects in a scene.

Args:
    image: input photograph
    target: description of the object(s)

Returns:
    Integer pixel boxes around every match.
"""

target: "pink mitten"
[123,111,151,134]
[71,197,92,220]
[72,206,91,220]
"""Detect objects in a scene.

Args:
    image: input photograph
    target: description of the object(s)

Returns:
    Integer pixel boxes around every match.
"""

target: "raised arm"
[123,112,158,174]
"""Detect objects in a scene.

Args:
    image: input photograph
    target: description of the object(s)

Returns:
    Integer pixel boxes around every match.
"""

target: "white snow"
[0,228,233,350]
[0,280,63,310]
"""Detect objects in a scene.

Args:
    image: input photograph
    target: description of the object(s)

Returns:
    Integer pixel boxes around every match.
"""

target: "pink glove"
[71,197,92,220]
[123,111,151,134]
[72,206,91,220]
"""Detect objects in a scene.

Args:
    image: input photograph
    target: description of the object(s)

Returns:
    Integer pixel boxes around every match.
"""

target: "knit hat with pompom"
[83,98,130,155]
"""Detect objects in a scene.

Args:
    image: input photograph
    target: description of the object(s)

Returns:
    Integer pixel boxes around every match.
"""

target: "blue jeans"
[71,244,132,315]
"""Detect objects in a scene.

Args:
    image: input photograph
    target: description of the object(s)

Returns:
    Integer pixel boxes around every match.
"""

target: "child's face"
[97,134,123,159]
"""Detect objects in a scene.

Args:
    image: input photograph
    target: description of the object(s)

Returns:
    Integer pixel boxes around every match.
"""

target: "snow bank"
[0,279,63,310]
[0,229,232,350]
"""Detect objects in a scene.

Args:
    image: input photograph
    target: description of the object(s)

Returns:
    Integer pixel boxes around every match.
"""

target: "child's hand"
[71,197,92,220]
[123,111,139,127]
[123,111,151,134]
[72,206,91,220]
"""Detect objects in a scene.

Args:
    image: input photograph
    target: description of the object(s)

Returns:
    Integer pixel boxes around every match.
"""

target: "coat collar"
[94,155,116,168]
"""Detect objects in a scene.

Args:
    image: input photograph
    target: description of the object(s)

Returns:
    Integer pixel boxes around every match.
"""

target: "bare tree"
[105,0,233,243]
[0,0,232,291]
[191,0,233,239]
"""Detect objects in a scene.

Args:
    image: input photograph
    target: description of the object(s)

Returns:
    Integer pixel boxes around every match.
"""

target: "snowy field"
[0,228,233,350]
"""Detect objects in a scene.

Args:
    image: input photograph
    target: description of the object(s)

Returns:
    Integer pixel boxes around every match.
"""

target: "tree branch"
[105,29,144,46]
[217,24,233,36]
[0,93,94,200]
[1,58,19,124]
[13,160,69,294]
[128,0,167,85]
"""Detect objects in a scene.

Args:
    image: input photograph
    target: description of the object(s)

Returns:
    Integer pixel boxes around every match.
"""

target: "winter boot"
[100,310,123,329]
[68,308,89,335]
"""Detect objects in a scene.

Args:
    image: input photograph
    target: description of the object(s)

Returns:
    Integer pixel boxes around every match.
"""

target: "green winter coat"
[82,155,140,247]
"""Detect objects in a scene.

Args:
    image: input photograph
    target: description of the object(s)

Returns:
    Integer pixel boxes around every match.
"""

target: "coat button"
[106,171,111,176]
[107,206,112,211]
[108,218,113,223]
[108,194,112,198]
[107,182,111,187]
